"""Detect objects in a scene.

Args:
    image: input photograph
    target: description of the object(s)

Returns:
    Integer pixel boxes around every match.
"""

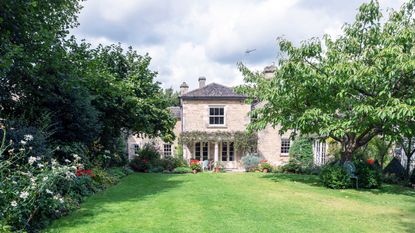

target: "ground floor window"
[163,144,172,156]
[195,142,208,161]
[281,138,290,155]
[313,140,326,165]
[134,144,140,154]
[221,142,234,161]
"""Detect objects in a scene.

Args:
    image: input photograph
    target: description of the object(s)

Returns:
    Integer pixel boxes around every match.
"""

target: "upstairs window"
[209,106,224,125]
[163,144,172,157]
[281,138,290,155]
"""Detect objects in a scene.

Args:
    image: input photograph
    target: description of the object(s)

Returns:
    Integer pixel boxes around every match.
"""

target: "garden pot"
[214,167,221,173]
[255,170,260,173]
[192,169,197,174]
[263,168,269,173]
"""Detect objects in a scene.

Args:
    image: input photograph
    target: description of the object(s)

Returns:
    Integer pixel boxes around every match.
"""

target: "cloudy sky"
[72,0,405,90]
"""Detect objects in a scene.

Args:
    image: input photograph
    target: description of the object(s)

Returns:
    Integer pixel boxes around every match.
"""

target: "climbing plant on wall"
[178,131,257,154]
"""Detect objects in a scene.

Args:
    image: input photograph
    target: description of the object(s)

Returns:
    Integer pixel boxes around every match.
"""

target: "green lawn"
[45,173,415,233]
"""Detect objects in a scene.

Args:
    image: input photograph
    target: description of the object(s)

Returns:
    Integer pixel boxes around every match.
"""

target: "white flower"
[24,134,34,141]
[19,191,29,199]
[20,140,27,145]
[30,177,36,184]
[28,156,36,165]
[0,190,4,194]
[53,195,59,200]
[36,156,41,161]
[59,198,64,204]
[46,189,53,194]
[43,177,48,181]
[37,163,44,168]
[104,150,110,154]
[64,159,71,163]
[11,201,17,207]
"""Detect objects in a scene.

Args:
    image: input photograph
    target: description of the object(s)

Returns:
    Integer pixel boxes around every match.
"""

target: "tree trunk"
[405,155,412,179]
[341,146,354,163]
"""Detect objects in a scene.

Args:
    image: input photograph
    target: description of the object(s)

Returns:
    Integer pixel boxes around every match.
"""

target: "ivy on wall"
[178,131,257,154]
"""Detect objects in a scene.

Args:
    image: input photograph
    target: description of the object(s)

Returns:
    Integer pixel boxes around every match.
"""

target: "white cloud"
[72,0,406,90]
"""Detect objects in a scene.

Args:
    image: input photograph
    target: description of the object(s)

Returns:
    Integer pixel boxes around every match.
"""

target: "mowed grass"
[45,173,415,233]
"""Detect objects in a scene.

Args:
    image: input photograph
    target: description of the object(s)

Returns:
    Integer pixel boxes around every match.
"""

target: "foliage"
[161,88,180,107]
[355,160,383,188]
[320,164,351,189]
[174,144,184,158]
[260,162,272,171]
[286,137,314,172]
[159,156,187,171]
[241,153,261,172]
[179,131,257,154]
[365,136,392,168]
[237,0,415,162]
[281,162,303,174]
[129,157,150,172]
[172,166,192,174]
[190,163,202,171]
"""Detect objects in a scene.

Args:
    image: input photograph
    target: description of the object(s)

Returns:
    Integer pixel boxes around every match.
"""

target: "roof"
[181,83,247,100]
[168,106,181,119]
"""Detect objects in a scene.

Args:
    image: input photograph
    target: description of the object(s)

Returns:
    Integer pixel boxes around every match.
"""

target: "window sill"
[207,125,227,129]
[280,154,289,157]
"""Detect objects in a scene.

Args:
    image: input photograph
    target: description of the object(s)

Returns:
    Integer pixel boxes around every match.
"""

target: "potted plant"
[212,161,224,173]
[190,163,201,174]
[261,162,272,173]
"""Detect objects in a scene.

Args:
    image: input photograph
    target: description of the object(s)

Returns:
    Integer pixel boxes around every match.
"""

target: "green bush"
[149,166,164,173]
[138,143,161,166]
[355,160,382,188]
[92,167,118,187]
[285,137,314,173]
[190,163,201,171]
[261,162,272,171]
[129,157,151,172]
[172,166,192,174]
[159,156,186,171]
[320,164,351,189]
[241,153,261,171]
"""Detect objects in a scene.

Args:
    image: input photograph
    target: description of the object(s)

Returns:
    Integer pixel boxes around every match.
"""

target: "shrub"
[159,156,185,171]
[285,137,314,173]
[137,143,161,166]
[92,167,118,188]
[320,164,351,189]
[129,157,151,172]
[190,163,201,171]
[241,153,261,171]
[281,162,303,173]
[355,160,382,188]
[261,162,272,171]
[149,166,164,173]
[173,166,192,174]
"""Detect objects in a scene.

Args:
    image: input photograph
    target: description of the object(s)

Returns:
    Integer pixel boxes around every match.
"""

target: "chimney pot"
[198,76,206,88]
[180,82,189,95]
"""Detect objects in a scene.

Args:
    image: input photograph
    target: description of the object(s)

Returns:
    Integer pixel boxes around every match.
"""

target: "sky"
[72,0,405,91]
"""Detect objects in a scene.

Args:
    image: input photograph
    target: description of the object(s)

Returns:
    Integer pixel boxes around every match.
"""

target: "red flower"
[190,160,200,164]
[76,169,95,177]
[367,159,375,165]
[260,160,268,163]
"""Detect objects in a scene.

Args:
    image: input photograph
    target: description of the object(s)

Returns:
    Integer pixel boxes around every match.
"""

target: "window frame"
[133,144,140,154]
[221,141,234,162]
[163,144,172,157]
[280,138,290,156]
[208,105,225,126]
[194,142,209,161]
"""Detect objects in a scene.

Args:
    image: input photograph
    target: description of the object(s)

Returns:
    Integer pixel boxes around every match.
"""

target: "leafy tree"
[86,44,176,146]
[162,88,180,107]
[288,137,314,169]
[237,0,415,162]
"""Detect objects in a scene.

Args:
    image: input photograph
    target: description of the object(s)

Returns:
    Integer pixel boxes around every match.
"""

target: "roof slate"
[181,83,246,100]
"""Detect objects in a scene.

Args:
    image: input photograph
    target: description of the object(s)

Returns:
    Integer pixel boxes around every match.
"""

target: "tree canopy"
[0,0,175,160]
[237,0,415,161]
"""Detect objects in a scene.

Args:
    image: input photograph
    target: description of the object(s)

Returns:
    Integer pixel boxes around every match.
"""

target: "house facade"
[128,66,328,169]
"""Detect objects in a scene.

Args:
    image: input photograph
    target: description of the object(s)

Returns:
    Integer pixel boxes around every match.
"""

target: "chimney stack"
[198,76,206,88]
[180,82,189,95]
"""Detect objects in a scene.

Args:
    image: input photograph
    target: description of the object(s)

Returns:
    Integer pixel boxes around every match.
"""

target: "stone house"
[127,66,328,169]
